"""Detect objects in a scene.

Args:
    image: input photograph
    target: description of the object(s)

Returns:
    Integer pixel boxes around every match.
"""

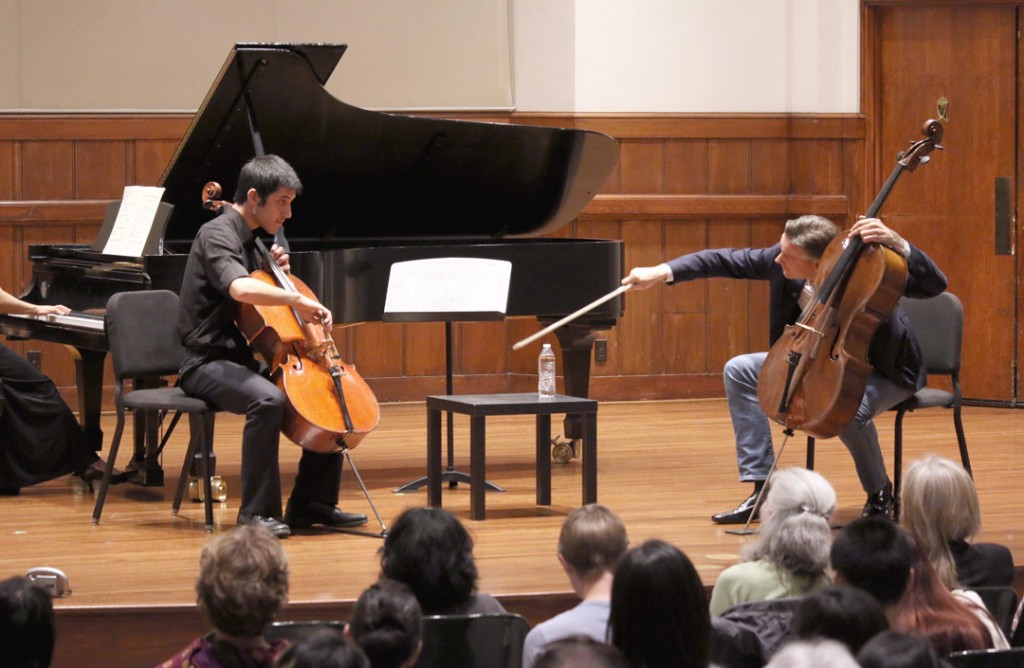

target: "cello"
[756,119,943,440]
[202,182,381,453]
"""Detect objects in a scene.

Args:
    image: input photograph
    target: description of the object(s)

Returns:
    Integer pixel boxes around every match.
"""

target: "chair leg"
[172,414,200,515]
[893,409,906,521]
[92,413,127,524]
[805,436,815,470]
[200,412,215,532]
[953,404,972,477]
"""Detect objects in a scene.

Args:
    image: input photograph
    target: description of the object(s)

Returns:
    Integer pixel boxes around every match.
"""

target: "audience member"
[157,526,290,668]
[901,455,1013,588]
[522,504,628,668]
[709,468,834,615]
[763,639,859,668]
[533,636,629,668]
[830,516,912,624]
[896,529,1007,653]
[277,628,370,668]
[348,579,422,668]
[0,575,55,668]
[609,539,709,668]
[380,507,504,615]
[789,585,888,654]
[856,630,948,668]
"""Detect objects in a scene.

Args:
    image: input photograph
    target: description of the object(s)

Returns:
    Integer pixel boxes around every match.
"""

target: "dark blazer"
[665,243,947,391]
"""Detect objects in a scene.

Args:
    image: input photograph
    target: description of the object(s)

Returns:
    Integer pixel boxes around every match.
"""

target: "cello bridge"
[793,322,825,337]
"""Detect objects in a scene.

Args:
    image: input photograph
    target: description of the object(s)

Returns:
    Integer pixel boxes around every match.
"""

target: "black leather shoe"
[237,512,291,538]
[74,460,138,490]
[862,481,894,519]
[712,491,762,525]
[285,500,368,529]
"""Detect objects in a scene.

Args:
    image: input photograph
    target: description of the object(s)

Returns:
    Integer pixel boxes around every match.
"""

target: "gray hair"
[742,468,836,577]
[766,639,860,668]
[900,455,981,590]
[783,215,840,259]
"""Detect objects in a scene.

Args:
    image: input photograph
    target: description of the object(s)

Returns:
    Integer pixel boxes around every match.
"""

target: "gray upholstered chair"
[91,289,219,531]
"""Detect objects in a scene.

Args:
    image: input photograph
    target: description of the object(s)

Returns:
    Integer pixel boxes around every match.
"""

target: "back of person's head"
[790,585,889,654]
[901,455,980,590]
[558,504,628,583]
[896,529,991,654]
[534,636,629,668]
[277,628,370,668]
[380,507,477,614]
[0,576,54,668]
[233,154,303,204]
[195,525,289,637]
[830,516,911,605]
[765,639,859,668]
[743,468,835,577]
[349,579,422,668]
[783,215,839,259]
[856,630,946,668]
[609,539,709,668]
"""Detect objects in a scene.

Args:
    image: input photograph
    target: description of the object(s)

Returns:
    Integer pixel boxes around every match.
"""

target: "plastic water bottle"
[538,343,556,399]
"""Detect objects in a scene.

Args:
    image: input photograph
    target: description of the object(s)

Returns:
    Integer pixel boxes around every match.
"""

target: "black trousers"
[179,359,342,519]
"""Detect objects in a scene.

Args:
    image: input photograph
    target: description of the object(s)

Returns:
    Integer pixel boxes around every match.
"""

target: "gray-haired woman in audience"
[901,455,1013,589]
[709,467,834,615]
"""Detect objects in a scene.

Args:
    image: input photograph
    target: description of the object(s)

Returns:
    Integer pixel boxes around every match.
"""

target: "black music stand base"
[394,467,505,494]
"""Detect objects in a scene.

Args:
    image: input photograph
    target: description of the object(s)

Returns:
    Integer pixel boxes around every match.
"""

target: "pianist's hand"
[34,304,71,316]
[270,244,291,274]
[622,264,673,291]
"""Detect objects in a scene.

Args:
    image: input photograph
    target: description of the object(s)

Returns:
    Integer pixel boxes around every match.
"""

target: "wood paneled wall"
[0,112,866,407]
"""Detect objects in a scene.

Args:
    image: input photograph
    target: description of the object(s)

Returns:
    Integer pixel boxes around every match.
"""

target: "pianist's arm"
[0,286,70,317]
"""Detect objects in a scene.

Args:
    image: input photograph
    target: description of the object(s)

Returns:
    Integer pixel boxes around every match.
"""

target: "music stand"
[385,258,512,494]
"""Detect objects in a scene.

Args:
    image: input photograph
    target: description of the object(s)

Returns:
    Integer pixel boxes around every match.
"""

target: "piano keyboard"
[7,310,105,332]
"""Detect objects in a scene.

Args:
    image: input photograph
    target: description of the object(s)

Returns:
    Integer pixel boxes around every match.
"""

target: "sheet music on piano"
[101,186,165,257]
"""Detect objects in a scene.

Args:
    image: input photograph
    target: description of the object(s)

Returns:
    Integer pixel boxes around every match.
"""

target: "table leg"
[470,415,486,520]
[583,412,597,503]
[427,407,443,508]
[536,414,551,505]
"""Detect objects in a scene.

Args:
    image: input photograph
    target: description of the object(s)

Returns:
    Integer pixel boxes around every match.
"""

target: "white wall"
[0,0,859,114]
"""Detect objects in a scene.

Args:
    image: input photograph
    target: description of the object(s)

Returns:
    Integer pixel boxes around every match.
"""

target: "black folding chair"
[92,290,220,531]
[414,613,530,668]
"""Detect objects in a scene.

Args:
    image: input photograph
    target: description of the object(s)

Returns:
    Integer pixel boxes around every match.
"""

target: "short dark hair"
[791,585,889,654]
[349,579,422,668]
[0,576,55,668]
[534,636,629,668]
[380,507,478,614]
[609,539,709,668]
[233,154,303,205]
[276,628,369,668]
[830,517,912,605]
[856,630,945,668]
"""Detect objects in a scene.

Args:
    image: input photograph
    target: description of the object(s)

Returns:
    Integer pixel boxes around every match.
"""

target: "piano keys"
[0,42,623,483]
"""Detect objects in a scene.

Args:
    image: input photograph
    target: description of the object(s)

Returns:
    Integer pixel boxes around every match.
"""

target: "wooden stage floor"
[3,398,1024,667]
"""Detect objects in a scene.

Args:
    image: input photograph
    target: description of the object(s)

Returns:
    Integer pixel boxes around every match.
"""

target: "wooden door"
[868,3,1019,401]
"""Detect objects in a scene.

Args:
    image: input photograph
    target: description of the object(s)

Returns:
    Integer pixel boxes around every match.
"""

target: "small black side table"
[426,393,598,520]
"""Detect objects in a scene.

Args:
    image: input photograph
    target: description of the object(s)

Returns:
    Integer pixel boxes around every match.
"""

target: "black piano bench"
[425,393,598,520]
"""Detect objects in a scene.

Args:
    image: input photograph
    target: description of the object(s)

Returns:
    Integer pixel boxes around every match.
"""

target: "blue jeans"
[723,352,913,493]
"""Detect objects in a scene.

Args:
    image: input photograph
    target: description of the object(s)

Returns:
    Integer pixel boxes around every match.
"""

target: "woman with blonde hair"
[901,455,1013,589]
[709,467,834,615]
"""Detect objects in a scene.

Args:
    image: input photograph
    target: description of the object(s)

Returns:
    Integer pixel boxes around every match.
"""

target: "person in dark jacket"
[622,215,947,523]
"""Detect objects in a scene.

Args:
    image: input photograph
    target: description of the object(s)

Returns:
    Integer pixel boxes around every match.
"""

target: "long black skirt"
[0,344,96,488]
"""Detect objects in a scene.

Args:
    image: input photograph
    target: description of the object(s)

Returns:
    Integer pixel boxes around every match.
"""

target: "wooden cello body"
[756,119,943,439]
[235,268,381,453]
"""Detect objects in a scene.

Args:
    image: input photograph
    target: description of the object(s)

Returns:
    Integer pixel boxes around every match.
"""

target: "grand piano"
[0,43,623,483]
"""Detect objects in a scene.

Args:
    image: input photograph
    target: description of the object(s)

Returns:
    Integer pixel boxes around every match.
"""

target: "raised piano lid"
[158,43,618,242]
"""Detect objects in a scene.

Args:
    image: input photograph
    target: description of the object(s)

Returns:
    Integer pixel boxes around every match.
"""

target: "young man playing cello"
[177,154,367,538]
[622,215,947,524]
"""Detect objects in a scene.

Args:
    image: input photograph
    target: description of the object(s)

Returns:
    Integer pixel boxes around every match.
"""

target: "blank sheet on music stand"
[383,258,512,322]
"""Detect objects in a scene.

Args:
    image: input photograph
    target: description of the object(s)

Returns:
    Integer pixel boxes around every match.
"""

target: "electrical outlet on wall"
[594,339,608,362]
